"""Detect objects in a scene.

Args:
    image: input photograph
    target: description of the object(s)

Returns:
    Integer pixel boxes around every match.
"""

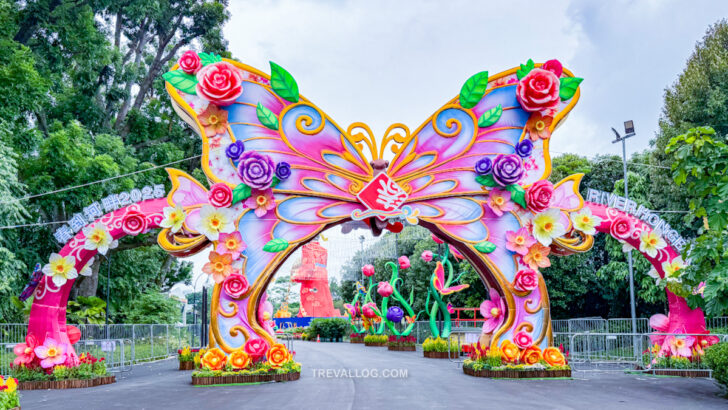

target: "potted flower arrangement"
[11,336,114,390]
[462,341,570,378]
[388,335,416,352]
[641,332,719,377]
[422,337,459,359]
[363,334,388,347]
[191,340,300,385]
[177,346,198,370]
[349,333,365,344]
[0,376,19,410]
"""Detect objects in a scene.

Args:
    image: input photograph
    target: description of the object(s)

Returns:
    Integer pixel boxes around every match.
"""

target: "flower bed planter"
[388,345,416,351]
[18,375,116,390]
[423,351,459,359]
[349,339,364,344]
[179,361,195,370]
[191,372,300,385]
[463,366,571,379]
[364,341,387,347]
[645,369,711,378]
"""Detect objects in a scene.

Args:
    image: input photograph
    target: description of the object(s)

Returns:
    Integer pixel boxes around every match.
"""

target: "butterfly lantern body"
[160,53,588,353]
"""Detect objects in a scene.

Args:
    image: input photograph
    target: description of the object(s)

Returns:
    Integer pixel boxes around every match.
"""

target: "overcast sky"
[184,0,728,290]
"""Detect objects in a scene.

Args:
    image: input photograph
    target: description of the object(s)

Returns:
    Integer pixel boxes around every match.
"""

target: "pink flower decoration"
[216,232,246,259]
[610,216,634,241]
[514,330,533,349]
[13,333,38,366]
[121,210,147,236]
[377,281,394,297]
[34,337,68,368]
[487,188,513,216]
[666,335,695,358]
[178,50,202,74]
[542,59,563,77]
[526,180,554,213]
[479,288,505,334]
[421,250,433,262]
[446,303,455,314]
[244,188,276,217]
[649,313,670,346]
[513,269,539,292]
[222,273,249,298]
[449,245,464,260]
[208,183,233,208]
[244,338,268,362]
[516,68,560,113]
[362,302,377,318]
[398,255,410,270]
[195,61,243,106]
[505,227,536,256]
[431,234,444,244]
[362,264,375,277]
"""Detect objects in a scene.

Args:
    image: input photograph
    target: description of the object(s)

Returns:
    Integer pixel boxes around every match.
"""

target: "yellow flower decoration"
[531,209,567,246]
[639,231,666,258]
[82,223,117,255]
[662,257,686,279]
[570,207,602,235]
[160,205,187,233]
[195,204,235,241]
[42,253,78,287]
[0,375,17,393]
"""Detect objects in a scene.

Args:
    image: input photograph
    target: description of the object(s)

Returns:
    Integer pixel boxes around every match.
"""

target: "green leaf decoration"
[270,176,281,188]
[516,59,535,80]
[475,174,498,187]
[559,77,583,101]
[269,61,299,102]
[477,104,502,128]
[162,70,197,94]
[505,184,527,208]
[474,241,497,254]
[256,103,279,130]
[459,71,489,109]
[231,184,251,205]
[263,238,289,253]
[199,52,223,66]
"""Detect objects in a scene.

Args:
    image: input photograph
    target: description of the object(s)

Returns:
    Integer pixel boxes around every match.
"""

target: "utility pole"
[612,120,638,355]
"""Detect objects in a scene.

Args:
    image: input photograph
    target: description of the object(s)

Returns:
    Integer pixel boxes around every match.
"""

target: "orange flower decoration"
[543,347,566,366]
[520,345,543,365]
[526,112,553,141]
[523,243,551,270]
[200,347,227,370]
[229,349,251,370]
[267,343,291,368]
[199,105,229,137]
[202,251,233,283]
[500,340,520,363]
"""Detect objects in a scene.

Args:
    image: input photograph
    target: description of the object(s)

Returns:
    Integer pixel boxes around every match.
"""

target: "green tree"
[124,290,182,324]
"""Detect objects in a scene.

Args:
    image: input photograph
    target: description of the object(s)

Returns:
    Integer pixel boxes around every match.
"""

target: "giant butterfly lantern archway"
[26,51,708,365]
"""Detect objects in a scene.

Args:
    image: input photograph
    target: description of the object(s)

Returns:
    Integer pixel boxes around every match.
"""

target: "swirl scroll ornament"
[432,105,473,138]
[524,298,542,314]
[348,122,379,161]
[219,301,239,318]
[229,325,250,339]
[515,321,535,333]
[379,123,411,159]
[287,103,326,136]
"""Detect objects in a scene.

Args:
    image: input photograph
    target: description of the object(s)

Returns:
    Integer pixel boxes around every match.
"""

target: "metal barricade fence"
[0,339,131,376]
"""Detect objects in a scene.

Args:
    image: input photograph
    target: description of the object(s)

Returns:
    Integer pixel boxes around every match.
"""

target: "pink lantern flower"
[479,288,505,334]
[648,313,670,347]
[377,281,394,297]
[421,250,433,262]
[13,333,38,366]
[398,255,410,270]
[244,188,276,217]
[514,330,534,349]
[362,264,375,277]
[446,303,455,314]
[431,234,444,244]
[487,188,514,216]
[505,227,537,256]
[216,232,246,260]
[34,337,68,368]
[666,335,695,358]
[362,302,378,318]
[432,262,469,295]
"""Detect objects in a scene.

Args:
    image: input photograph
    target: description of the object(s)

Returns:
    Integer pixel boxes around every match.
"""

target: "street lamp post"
[103,254,112,339]
[359,235,365,283]
[611,120,638,342]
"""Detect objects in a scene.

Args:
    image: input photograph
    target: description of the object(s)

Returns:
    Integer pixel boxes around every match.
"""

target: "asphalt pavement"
[20,341,727,409]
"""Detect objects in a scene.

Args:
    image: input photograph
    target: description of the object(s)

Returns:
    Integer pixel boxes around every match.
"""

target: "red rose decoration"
[244,338,269,362]
[179,50,202,75]
[610,215,634,241]
[542,59,563,77]
[513,269,539,292]
[526,180,554,213]
[516,68,560,113]
[208,183,233,208]
[196,61,243,106]
[121,210,147,236]
[223,273,249,298]
[514,330,533,349]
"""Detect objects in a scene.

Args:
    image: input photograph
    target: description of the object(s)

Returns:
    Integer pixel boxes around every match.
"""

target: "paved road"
[21,342,727,409]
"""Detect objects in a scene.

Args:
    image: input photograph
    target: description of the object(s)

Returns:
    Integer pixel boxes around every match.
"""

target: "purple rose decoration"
[492,154,524,186]
[515,139,533,158]
[474,157,492,175]
[225,140,245,160]
[275,162,291,180]
[386,306,404,323]
[237,150,274,189]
